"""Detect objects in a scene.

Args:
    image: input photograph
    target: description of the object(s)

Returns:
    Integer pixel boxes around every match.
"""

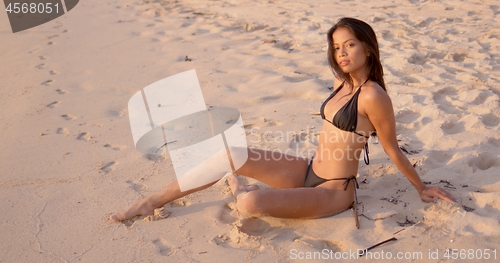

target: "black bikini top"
[320,80,372,164]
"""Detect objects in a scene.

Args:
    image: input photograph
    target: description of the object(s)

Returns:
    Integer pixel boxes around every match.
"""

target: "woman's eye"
[347,43,355,47]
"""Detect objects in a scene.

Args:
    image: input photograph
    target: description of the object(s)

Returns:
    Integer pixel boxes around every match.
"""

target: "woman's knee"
[236,191,265,216]
[227,146,249,170]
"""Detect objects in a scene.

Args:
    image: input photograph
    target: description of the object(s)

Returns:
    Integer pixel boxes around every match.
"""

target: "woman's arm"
[362,84,456,203]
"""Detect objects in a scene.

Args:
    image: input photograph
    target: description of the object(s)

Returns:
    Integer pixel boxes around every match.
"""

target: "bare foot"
[227,173,259,199]
[110,193,162,222]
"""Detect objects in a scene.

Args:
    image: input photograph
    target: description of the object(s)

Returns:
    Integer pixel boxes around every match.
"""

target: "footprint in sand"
[41,80,53,85]
[424,150,453,168]
[407,53,427,65]
[420,117,432,125]
[490,5,500,15]
[218,204,238,224]
[436,36,449,43]
[487,137,500,148]
[61,114,76,121]
[56,89,67,95]
[427,51,446,59]
[468,91,488,105]
[143,153,165,161]
[433,87,458,99]
[468,153,500,173]
[211,230,262,250]
[416,17,436,27]
[49,70,58,75]
[480,113,500,127]
[293,237,343,252]
[171,199,190,207]
[126,180,145,192]
[289,131,308,149]
[56,127,70,135]
[452,53,466,62]
[104,144,125,151]
[256,95,281,103]
[152,238,172,256]
[35,63,45,69]
[121,220,134,229]
[308,22,321,31]
[381,30,394,41]
[440,120,465,135]
[77,132,91,141]
[46,101,59,108]
[283,75,310,83]
[395,109,421,124]
[432,87,462,115]
[108,109,125,117]
[53,22,63,30]
[439,72,456,81]
[100,161,117,174]
[239,217,281,237]
[210,218,281,250]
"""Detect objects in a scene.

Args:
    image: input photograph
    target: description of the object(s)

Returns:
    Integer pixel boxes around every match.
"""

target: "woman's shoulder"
[359,80,392,109]
[360,80,389,100]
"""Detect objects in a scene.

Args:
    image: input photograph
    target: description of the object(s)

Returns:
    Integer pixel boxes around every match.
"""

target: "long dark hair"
[327,17,386,91]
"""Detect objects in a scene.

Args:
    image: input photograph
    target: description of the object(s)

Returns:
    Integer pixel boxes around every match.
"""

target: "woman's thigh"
[238,186,355,219]
[233,148,309,189]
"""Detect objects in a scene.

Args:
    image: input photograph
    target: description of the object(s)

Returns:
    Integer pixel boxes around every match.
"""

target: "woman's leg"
[110,147,309,221]
[110,179,216,221]
[228,174,355,219]
[234,148,309,188]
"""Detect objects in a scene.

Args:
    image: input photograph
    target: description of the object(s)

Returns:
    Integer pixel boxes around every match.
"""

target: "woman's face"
[331,27,369,75]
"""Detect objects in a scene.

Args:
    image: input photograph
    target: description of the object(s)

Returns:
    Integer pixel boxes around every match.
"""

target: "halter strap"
[342,175,359,217]
[363,142,369,165]
[329,175,359,204]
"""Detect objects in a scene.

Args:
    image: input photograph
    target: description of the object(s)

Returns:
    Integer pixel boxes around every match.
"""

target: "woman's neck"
[349,72,369,88]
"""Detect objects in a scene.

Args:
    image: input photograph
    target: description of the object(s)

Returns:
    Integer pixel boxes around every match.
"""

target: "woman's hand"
[419,186,457,203]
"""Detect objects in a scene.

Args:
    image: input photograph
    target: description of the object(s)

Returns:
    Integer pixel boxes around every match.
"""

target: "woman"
[111,17,456,225]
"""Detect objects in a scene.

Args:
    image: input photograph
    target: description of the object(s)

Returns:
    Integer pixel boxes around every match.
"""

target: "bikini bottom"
[303,158,360,228]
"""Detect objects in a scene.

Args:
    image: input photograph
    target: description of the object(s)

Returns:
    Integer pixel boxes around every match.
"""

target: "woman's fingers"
[421,187,457,203]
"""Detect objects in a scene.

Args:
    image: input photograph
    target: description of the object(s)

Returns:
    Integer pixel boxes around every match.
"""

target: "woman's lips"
[339,60,350,66]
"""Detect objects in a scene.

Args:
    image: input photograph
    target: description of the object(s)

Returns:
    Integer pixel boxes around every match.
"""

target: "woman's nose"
[338,48,346,57]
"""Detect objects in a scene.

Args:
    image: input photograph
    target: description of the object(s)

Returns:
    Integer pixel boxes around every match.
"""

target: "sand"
[1,0,499,262]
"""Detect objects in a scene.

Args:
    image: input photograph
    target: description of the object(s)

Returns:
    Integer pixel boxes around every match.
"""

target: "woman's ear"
[362,43,370,56]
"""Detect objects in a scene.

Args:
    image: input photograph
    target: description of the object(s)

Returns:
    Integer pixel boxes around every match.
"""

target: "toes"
[227,173,238,184]
[247,185,260,191]
[109,213,123,222]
